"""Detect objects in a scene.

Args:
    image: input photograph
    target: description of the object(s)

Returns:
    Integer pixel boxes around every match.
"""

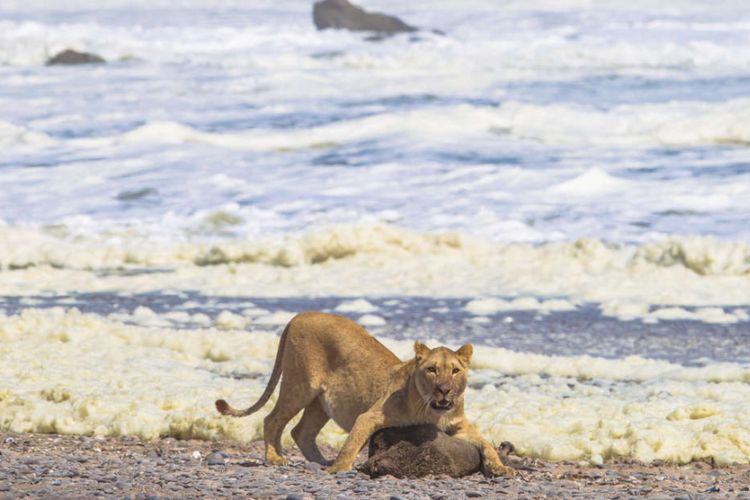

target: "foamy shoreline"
[1,302,749,466]
[2,1,750,493]
[1,224,749,325]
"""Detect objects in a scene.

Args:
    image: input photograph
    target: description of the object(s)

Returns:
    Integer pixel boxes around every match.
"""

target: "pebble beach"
[3,432,750,499]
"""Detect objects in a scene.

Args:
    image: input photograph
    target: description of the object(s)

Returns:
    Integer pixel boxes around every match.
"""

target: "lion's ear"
[456,344,473,366]
[414,341,430,363]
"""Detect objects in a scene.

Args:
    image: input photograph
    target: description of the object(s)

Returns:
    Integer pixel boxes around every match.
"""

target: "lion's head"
[413,341,473,414]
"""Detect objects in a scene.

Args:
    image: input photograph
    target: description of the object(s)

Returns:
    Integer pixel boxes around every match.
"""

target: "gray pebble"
[285,495,313,500]
[0,484,10,492]
[335,470,358,479]
[304,462,323,473]
[205,452,226,466]
[466,491,484,498]
[54,469,79,478]
[239,459,263,467]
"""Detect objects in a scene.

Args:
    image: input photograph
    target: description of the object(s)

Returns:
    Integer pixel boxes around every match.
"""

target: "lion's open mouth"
[430,400,454,411]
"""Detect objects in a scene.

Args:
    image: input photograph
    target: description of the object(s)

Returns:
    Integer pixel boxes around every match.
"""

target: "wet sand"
[1,432,749,499]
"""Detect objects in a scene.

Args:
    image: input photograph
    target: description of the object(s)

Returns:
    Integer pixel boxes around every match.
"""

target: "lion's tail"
[215,322,290,418]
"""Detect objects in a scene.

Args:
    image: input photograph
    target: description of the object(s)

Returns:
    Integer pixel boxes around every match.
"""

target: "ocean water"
[1,0,750,465]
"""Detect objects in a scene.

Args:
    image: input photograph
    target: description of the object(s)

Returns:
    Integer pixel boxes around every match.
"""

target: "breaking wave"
[1,223,749,276]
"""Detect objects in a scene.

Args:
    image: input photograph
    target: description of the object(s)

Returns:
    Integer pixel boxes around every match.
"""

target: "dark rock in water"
[313,0,416,34]
[46,49,106,66]
[361,424,481,478]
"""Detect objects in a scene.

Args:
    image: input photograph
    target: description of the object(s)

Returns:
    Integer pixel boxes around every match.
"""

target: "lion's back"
[285,311,398,366]
[282,311,402,428]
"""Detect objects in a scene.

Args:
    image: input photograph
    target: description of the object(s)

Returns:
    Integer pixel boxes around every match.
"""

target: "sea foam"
[1,307,749,465]
[1,224,749,322]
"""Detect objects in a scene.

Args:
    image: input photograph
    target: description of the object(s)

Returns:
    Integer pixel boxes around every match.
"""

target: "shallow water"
[2,0,750,241]
[1,293,748,364]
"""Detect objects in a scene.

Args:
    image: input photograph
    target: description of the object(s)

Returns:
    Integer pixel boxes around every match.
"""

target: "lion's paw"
[325,462,351,474]
[265,454,287,466]
[483,461,516,477]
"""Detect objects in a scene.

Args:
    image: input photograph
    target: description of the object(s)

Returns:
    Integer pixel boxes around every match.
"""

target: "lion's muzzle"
[430,399,454,411]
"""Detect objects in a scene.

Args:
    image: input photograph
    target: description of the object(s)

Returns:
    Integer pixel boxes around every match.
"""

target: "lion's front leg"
[451,421,516,477]
[326,410,385,474]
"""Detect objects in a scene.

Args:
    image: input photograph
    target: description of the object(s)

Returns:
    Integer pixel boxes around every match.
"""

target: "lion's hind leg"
[291,397,332,466]
[263,378,319,466]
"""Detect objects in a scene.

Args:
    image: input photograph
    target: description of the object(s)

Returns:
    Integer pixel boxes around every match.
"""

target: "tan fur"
[215,311,514,476]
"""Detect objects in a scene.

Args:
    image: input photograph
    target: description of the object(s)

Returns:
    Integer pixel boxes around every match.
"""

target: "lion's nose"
[437,383,451,397]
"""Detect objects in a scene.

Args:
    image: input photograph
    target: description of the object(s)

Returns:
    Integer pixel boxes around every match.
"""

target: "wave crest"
[1,224,748,276]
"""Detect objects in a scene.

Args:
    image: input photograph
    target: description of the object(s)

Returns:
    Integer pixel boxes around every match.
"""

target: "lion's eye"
[452,368,460,375]
[426,366,437,373]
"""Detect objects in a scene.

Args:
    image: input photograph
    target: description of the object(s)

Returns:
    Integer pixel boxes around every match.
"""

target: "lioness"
[215,312,514,476]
